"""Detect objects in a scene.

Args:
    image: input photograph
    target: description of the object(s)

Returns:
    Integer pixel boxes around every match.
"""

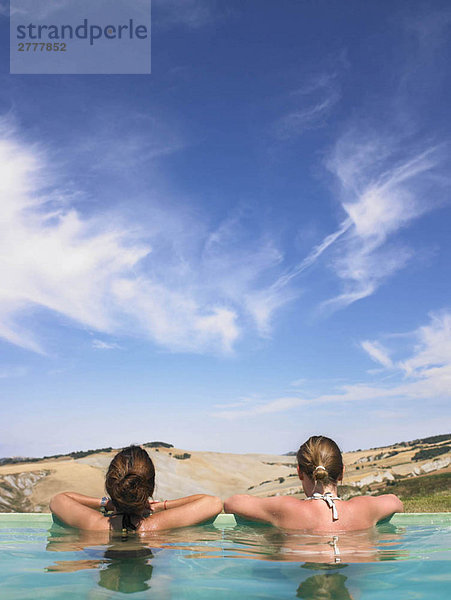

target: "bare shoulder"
[347,493,403,521]
[348,493,403,508]
[224,493,304,526]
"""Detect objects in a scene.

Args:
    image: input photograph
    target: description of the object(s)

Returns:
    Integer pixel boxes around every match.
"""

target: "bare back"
[224,493,403,532]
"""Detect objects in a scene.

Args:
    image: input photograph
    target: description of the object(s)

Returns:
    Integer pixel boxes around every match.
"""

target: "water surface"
[0,514,449,599]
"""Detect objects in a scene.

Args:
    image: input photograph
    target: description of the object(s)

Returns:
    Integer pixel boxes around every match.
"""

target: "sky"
[0,0,450,457]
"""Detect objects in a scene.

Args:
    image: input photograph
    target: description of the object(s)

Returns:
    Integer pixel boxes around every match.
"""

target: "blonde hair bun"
[313,465,328,481]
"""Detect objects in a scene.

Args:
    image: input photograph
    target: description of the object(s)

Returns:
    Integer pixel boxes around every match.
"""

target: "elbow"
[49,492,68,514]
[49,493,62,513]
[395,496,404,513]
[203,495,222,516]
[224,494,245,514]
[213,495,223,514]
[386,493,404,514]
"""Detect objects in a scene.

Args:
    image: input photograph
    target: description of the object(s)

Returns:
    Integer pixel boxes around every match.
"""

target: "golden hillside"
[0,435,449,513]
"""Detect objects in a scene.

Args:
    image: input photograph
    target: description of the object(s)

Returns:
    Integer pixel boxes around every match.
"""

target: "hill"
[0,435,449,513]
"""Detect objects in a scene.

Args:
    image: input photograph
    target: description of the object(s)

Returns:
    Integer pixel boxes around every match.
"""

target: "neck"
[313,485,338,496]
[303,479,339,497]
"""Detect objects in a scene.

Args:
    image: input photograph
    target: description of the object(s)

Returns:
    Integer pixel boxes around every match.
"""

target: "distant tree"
[173,453,191,460]
[412,446,450,462]
[143,441,174,449]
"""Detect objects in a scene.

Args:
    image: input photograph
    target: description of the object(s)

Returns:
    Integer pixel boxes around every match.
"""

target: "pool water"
[0,514,449,599]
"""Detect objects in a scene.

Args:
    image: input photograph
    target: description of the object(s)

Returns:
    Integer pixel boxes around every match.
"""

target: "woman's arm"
[224,494,288,525]
[149,494,206,512]
[145,495,222,530]
[50,492,107,530]
[52,492,107,510]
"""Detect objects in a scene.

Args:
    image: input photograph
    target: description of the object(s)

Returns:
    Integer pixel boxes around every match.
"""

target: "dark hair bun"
[105,445,155,517]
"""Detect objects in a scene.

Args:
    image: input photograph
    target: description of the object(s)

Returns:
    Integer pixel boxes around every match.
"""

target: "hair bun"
[313,465,328,481]
[115,472,150,511]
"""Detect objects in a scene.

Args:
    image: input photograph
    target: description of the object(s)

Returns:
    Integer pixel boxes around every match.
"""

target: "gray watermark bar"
[10,0,151,74]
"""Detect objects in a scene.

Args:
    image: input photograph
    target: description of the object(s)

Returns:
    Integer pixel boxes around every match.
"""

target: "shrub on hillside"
[70,447,113,459]
[144,441,174,449]
[412,446,450,462]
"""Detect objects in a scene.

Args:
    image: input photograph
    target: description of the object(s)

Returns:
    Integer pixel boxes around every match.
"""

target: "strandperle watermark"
[10,0,151,75]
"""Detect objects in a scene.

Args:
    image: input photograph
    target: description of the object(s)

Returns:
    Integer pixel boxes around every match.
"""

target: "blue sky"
[0,0,450,457]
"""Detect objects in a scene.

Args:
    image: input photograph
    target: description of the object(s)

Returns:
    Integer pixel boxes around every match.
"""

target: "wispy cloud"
[361,340,393,369]
[200,211,291,336]
[320,137,449,311]
[267,13,450,313]
[270,219,351,291]
[0,116,290,354]
[92,339,122,350]
[214,396,307,420]
[7,0,152,20]
[153,0,221,29]
[273,71,341,140]
[0,365,27,379]
[214,310,451,419]
[397,310,451,377]
[276,134,448,313]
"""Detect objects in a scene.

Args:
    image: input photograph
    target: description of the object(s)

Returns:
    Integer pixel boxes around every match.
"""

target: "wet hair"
[296,436,343,485]
[105,445,155,521]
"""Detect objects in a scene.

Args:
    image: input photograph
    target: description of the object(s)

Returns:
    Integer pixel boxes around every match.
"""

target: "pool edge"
[0,512,450,527]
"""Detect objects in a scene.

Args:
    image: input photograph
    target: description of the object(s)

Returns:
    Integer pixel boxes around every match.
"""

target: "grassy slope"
[377,472,451,512]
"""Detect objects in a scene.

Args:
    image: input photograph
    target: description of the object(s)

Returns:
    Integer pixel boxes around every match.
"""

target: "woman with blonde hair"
[224,435,403,531]
[50,445,222,533]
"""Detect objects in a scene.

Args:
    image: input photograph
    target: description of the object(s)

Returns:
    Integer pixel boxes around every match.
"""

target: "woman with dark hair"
[50,445,222,532]
[224,435,403,532]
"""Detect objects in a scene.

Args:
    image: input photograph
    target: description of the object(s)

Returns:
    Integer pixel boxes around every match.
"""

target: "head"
[296,436,344,491]
[105,445,155,516]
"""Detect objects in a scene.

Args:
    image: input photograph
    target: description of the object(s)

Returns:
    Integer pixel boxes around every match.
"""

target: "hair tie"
[314,465,327,473]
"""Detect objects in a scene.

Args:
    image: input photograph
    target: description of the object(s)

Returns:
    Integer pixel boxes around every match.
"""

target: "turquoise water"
[0,514,449,599]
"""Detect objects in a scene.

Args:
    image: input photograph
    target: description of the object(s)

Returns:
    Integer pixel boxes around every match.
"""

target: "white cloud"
[271,218,351,291]
[0,117,288,354]
[214,310,451,419]
[361,340,393,369]
[274,94,340,140]
[0,365,27,378]
[398,310,451,377]
[268,94,449,314]
[273,70,341,140]
[214,396,308,420]
[200,212,291,336]
[317,135,449,311]
[92,339,121,350]
[153,0,220,29]
[7,0,152,20]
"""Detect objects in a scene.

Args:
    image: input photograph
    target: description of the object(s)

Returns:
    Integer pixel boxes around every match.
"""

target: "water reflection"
[46,534,156,593]
[297,572,353,600]
[222,523,407,563]
[99,548,154,593]
[45,525,225,595]
[44,522,407,596]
